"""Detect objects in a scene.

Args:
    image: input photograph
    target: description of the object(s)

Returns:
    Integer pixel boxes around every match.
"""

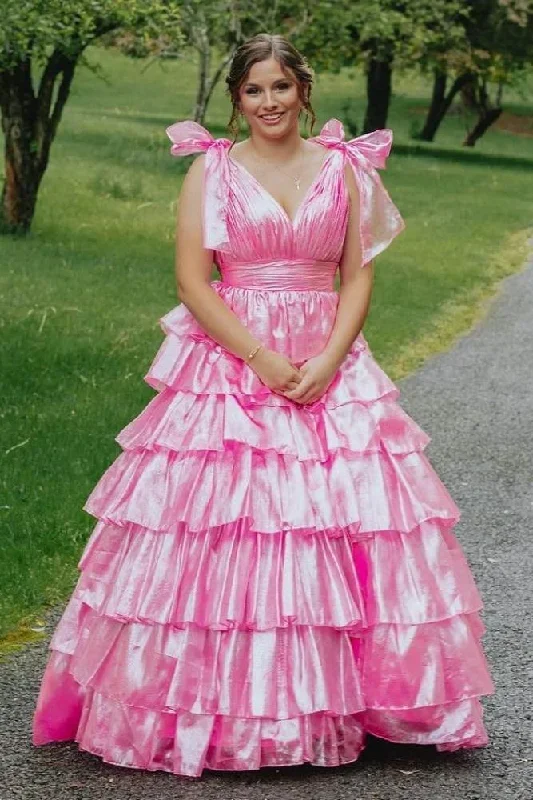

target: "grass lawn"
[1,47,532,647]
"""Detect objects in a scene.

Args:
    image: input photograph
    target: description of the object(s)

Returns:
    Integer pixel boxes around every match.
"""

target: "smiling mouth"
[260,112,284,122]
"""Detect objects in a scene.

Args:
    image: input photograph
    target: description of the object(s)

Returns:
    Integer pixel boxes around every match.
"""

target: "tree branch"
[204,46,236,109]
[48,59,76,148]
[38,53,77,175]
[447,70,475,103]
[36,50,65,122]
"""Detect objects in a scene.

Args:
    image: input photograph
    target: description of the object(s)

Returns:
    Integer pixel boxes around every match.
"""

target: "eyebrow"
[243,77,292,88]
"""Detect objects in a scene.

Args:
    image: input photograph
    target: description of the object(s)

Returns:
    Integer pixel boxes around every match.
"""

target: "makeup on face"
[239,58,301,131]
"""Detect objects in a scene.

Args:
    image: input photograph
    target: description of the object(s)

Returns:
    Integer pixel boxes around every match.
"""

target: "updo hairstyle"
[224,33,316,140]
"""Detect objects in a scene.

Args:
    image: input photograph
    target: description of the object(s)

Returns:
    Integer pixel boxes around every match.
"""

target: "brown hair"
[225,33,316,140]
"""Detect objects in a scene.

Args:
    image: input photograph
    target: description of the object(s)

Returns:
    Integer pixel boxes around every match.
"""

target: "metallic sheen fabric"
[32,118,494,777]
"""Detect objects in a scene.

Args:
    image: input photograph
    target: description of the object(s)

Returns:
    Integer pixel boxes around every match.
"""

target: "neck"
[248,125,304,161]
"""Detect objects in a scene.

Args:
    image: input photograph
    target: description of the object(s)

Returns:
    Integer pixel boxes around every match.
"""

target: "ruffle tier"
[144,304,398,409]
[116,387,430,461]
[33,604,492,776]
[83,447,460,536]
[153,283,346,375]
[74,520,482,629]
[47,598,492,716]
[33,291,494,775]
[35,674,489,774]
[144,283,400,408]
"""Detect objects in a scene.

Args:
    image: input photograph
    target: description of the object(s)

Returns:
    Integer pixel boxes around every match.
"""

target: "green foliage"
[295,0,533,84]
[293,0,471,73]
[465,0,533,77]
[352,0,469,65]
[0,0,182,69]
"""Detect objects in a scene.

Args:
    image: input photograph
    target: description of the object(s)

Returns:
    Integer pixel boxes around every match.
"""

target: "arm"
[175,155,303,392]
[283,163,373,405]
[175,153,262,361]
[321,162,374,367]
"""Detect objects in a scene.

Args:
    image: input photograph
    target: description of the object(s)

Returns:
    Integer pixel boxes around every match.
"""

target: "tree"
[462,0,533,146]
[418,0,533,144]
[112,0,323,126]
[0,0,182,235]
[359,1,470,133]
[418,67,474,143]
[298,0,470,134]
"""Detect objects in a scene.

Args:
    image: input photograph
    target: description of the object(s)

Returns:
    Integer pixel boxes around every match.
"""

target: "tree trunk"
[203,46,237,113]
[462,79,503,147]
[191,20,211,125]
[0,51,78,235]
[419,69,475,142]
[460,80,477,110]
[418,68,448,141]
[363,54,392,133]
[463,107,502,146]
[0,62,39,234]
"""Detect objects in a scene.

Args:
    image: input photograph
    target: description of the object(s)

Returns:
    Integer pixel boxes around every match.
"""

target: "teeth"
[262,114,282,120]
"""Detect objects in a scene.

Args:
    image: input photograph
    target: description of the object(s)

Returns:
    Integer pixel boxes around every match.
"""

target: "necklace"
[248,144,306,190]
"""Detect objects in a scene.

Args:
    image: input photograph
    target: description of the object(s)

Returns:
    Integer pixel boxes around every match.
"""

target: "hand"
[281,352,340,405]
[247,347,303,394]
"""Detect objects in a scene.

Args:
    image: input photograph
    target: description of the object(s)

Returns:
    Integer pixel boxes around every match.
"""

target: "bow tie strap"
[310,118,405,265]
[165,120,232,252]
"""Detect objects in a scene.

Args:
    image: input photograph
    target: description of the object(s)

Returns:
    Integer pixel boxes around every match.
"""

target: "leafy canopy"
[0,0,182,69]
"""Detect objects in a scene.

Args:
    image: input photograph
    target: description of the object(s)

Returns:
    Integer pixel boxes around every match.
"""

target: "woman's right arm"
[175,154,303,394]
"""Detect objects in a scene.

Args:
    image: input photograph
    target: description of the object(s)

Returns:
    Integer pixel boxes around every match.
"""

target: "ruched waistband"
[219,259,338,291]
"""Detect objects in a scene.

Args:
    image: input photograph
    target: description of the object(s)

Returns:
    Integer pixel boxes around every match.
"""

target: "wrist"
[321,346,346,370]
[244,342,268,369]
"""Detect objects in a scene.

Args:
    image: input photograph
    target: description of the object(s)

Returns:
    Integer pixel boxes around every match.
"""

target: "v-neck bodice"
[226,148,338,229]
[220,144,348,276]
[165,118,405,291]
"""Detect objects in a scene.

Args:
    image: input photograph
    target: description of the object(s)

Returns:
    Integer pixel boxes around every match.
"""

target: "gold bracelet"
[246,343,263,362]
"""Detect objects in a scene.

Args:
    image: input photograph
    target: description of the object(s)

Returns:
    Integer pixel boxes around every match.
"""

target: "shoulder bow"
[165,120,232,252]
[310,119,405,265]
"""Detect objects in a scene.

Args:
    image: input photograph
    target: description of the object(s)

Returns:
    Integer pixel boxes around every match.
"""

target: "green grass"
[1,47,532,647]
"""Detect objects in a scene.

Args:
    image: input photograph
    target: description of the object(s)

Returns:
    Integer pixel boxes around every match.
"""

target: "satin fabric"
[32,118,494,777]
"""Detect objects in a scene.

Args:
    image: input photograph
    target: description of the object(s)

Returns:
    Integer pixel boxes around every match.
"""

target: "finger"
[292,390,316,404]
[274,379,298,394]
[284,379,314,400]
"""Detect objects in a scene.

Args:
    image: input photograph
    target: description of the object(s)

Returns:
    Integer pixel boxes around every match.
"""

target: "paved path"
[1,255,532,800]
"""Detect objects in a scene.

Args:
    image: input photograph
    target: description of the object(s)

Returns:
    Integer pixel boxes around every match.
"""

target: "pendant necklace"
[249,144,306,191]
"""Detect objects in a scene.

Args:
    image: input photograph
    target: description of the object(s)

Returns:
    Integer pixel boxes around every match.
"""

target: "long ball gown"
[32,118,495,777]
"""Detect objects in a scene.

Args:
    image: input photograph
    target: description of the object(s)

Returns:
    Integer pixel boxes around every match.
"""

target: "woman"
[32,33,494,777]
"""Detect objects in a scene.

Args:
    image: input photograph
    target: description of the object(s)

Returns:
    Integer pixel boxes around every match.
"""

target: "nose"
[262,89,279,110]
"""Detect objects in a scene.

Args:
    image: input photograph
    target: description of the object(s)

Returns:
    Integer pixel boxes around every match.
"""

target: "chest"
[219,148,350,262]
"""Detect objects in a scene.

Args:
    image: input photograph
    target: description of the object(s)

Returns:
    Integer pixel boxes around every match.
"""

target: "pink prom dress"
[32,118,495,777]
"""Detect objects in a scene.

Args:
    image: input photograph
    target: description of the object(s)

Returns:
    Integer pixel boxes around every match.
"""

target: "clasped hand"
[250,348,339,406]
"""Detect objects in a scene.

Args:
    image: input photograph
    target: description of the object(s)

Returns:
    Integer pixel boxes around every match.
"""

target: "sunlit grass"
[0,47,532,644]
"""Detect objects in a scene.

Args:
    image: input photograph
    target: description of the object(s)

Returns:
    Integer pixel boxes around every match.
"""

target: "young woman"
[32,33,494,778]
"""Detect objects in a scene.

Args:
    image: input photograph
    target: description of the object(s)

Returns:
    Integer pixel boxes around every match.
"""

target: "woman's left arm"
[321,161,373,367]
[283,163,373,405]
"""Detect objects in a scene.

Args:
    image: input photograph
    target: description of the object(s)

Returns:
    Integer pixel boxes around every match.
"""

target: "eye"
[276,82,291,90]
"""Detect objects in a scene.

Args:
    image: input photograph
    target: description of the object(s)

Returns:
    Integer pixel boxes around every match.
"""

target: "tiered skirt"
[32,282,495,776]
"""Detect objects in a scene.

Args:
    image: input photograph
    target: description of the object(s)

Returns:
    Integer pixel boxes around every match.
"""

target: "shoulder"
[180,152,207,195]
[305,139,331,167]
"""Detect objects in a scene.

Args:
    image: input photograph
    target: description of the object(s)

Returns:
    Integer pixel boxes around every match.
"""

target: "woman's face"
[238,56,303,138]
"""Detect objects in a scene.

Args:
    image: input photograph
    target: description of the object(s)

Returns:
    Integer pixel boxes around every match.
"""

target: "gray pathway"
[1,255,532,800]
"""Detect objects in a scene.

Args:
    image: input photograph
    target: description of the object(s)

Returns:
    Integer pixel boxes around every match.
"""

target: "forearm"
[179,281,262,362]
[321,269,374,368]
